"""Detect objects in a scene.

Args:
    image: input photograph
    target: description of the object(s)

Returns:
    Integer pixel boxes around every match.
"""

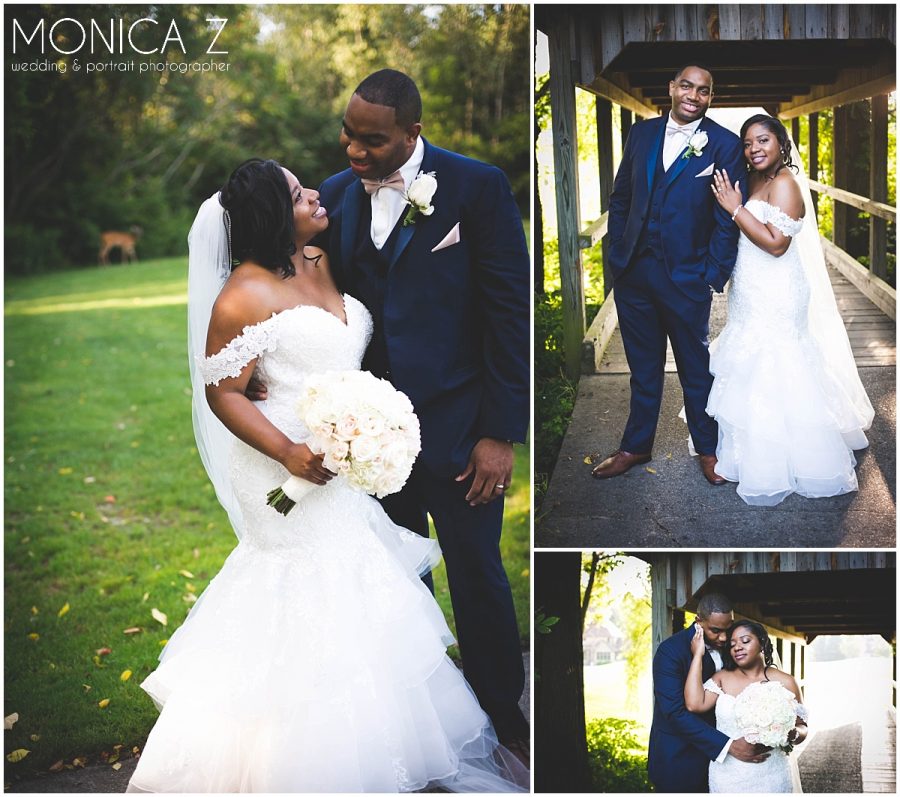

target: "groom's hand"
[456,438,514,506]
[728,737,771,763]
[245,374,268,401]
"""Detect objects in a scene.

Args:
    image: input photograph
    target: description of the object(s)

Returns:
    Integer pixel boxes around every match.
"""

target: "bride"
[126,159,527,792]
[684,620,808,793]
[706,114,874,505]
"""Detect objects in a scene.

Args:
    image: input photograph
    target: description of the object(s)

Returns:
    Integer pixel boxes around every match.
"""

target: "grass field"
[4,257,531,776]
[584,661,652,746]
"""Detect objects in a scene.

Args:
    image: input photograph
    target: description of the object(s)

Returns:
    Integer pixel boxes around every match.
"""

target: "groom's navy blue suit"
[315,137,529,738]
[608,115,743,455]
[648,625,730,792]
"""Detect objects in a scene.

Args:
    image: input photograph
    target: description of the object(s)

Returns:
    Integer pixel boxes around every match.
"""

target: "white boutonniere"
[682,130,709,160]
[403,171,437,226]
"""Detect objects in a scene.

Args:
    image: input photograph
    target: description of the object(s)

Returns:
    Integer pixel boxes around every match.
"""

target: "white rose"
[688,131,708,152]
[407,172,437,207]
[336,413,359,440]
[358,413,386,437]
[350,434,379,462]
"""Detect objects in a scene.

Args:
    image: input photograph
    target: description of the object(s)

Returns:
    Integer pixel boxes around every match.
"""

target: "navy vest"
[635,138,668,260]
[350,201,404,378]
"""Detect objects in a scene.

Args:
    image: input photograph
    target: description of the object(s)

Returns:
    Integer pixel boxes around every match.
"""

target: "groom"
[648,593,769,792]
[313,69,530,750]
[592,64,744,484]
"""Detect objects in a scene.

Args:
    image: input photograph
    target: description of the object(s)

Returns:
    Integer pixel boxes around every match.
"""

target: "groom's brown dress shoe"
[698,454,727,485]
[591,450,652,479]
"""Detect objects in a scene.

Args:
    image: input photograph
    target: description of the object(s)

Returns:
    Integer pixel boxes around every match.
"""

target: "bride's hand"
[280,443,336,485]
[690,623,706,658]
[711,169,742,215]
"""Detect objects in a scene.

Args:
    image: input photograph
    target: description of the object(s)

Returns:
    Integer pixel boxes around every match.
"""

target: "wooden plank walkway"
[862,708,896,793]
[537,263,896,549]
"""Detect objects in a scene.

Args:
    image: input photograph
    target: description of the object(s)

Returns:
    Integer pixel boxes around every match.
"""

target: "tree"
[535,551,591,792]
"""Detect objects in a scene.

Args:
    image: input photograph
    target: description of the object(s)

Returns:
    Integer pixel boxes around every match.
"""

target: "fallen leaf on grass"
[179,569,195,579]
[142,592,149,603]
[29,734,40,742]
[108,752,120,764]
[4,713,18,730]
[82,684,92,692]
[92,656,104,668]
[30,606,38,615]
[96,647,112,656]
[57,602,70,618]
[6,749,29,763]
[151,608,168,626]
[27,633,39,641]
[72,756,87,768]
[49,760,64,772]
[58,467,73,476]
[184,582,196,593]
[98,699,110,709]
[120,669,132,682]
[159,639,168,647]
[123,627,142,635]
[84,476,96,484]
[103,495,116,504]
[112,762,122,771]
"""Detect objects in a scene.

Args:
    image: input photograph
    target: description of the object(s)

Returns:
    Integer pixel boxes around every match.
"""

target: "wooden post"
[791,117,800,152]
[547,17,585,380]
[621,107,633,148]
[869,94,888,280]
[808,112,819,216]
[833,104,849,249]
[649,555,673,659]
[597,97,614,298]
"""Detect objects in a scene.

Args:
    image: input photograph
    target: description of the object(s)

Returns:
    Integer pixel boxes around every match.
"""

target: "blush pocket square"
[695,163,715,178]
[431,222,460,253]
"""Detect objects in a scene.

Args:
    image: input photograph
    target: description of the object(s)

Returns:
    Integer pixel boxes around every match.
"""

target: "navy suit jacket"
[316,139,529,477]
[607,114,744,301]
[648,626,731,792]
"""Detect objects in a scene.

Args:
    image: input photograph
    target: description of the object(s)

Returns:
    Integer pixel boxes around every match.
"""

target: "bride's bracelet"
[731,204,743,221]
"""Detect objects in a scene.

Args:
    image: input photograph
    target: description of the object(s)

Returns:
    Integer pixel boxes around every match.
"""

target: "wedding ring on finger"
[495,483,506,491]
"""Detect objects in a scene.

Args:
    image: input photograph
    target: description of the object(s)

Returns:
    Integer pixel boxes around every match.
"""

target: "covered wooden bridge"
[536,5,896,547]
[640,551,896,792]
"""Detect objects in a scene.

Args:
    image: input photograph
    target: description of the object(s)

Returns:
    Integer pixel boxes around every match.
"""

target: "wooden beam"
[869,94,889,281]
[821,236,897,320]
[621,107,633,148]
[581,74,658,118]
[808,180,897,222]
[649,554,672,659]
[597,98,615,298]
[581,285,618,374]
[548,18,585,380]
[832,105,849,250]
[780,73,897,118]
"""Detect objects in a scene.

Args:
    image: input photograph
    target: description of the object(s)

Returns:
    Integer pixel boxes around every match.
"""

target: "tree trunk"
[535,552,591,792]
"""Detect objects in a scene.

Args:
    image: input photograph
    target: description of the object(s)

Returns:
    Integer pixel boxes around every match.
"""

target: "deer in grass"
[98,226,143,265]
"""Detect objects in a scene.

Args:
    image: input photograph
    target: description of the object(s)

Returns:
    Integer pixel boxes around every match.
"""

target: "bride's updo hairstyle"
[723,620,775,671]
[219,158,297,277]
[739,114,799,176]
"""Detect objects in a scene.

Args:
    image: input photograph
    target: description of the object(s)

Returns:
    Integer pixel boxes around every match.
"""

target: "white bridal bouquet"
[732,681,800,750]
[266,370,421,515]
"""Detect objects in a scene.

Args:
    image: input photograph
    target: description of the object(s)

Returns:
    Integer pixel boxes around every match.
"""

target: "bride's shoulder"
[766,667,801,698]
[766,172,805,221]
[207,267,282,352]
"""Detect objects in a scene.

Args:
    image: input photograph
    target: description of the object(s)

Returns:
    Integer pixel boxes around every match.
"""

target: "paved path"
[538,267,896,548]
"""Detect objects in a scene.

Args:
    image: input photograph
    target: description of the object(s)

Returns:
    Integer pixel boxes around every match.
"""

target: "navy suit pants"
[614,250,718,456]
[378,463,528,740]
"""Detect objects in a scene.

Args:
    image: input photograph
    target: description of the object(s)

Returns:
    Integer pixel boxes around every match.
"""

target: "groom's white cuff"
[716,738,733,763]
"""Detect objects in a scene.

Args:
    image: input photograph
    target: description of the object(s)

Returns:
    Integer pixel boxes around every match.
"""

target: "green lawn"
[4,257,531,776]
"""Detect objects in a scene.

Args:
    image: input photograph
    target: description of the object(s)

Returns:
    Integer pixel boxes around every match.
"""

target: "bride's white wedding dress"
[706,199,870,506]
[126,295,526,793]
[703,679,804,793]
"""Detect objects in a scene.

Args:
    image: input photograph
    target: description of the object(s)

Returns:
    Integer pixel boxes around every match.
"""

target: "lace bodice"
[745,199,804,237]
[199,295,372,439]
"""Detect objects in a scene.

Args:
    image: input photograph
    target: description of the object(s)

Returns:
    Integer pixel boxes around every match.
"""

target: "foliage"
[5,4,529,275]
[580,552,623,629]
[620,591,651,710]
[3,257,530,775]
[585,717,651,792]
[535,608,560,635]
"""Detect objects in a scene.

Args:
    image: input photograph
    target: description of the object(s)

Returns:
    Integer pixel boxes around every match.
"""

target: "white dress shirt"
[662,112,702,171]
[370,136,425,249]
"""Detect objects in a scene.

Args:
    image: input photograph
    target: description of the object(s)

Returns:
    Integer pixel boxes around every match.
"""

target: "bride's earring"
[224,210,233,266]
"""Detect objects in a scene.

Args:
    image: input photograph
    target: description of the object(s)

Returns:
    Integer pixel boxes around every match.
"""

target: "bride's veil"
[187,193,246,540]
[790,144,875,438]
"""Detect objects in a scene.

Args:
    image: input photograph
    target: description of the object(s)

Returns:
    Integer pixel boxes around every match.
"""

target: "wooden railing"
[808,180,896,222]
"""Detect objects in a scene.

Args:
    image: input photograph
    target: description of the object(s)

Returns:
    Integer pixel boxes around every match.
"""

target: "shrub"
[586,717,652,792]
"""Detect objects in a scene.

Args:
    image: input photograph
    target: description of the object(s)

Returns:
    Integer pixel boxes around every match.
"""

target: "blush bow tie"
[361,171,406,195]
[666,123,693,138]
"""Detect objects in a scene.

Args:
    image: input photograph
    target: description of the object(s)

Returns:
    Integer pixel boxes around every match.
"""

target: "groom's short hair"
[355,69,422,128]
[696,593,733,618]
[673,63,714,87]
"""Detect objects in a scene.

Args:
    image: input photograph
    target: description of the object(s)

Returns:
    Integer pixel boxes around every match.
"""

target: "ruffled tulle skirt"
[126,480,526,792]
[706,325,868,507]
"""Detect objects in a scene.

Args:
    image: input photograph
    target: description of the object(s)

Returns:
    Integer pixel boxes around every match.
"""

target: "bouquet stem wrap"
[266,477,317,515]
